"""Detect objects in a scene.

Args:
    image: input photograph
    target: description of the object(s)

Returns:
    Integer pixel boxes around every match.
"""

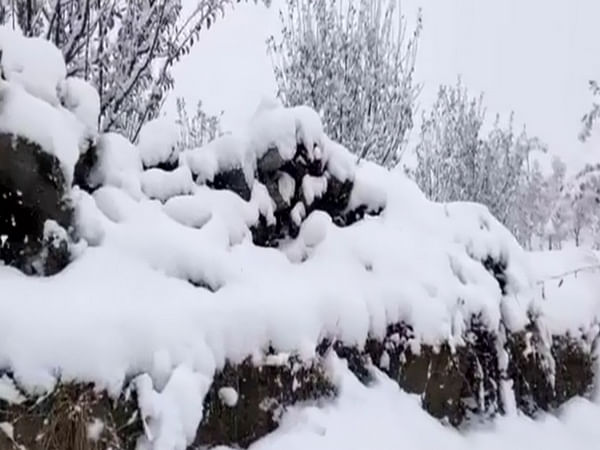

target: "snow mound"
[60,77,101,135]
[90,132,143,200]
[0,80,86,182]
[0,26,66,106]
[138,117,180,169]
[0,29,90,182]
[183,134,252,185]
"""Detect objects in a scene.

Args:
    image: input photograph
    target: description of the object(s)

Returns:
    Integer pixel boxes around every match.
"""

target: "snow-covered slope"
[1,26,600,450]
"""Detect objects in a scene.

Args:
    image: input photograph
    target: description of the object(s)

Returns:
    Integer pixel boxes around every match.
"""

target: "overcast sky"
[169,0,600,173]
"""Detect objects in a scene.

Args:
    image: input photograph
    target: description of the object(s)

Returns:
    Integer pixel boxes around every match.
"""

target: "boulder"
[0,133,73,275]
[257,147,286,176]
[73,143,99,192]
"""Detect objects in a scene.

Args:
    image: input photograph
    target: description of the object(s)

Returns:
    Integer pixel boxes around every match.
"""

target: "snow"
[323,136,356,182]
[0,80,86,182]
[299,211,331,248]
[0,375,24,405]
[183,134,253,185]
[138,117,180,168]
[529,248,600,337]
[248,105,297,161]
[218,387,239,407]
[347,162,388,211]
[0,422,14,441]
[278,172,296,205]
[291,105,324,157]
[60,77,101,135]
[87,418,105,442]
[91,132,144,199]
[0,29,91,182]
[141,166,195,202]
[136,366,210,450]
[301,175,328,206]
[246,104,326,164]
[290,202,307,226]
[0,25,66,106]
[251,181,277,225]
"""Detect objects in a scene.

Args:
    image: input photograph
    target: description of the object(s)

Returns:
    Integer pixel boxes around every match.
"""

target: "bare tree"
[414,82,546,243]
[268,0,421,167]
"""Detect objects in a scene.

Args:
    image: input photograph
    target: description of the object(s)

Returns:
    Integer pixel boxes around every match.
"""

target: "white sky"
[169,0,600,172]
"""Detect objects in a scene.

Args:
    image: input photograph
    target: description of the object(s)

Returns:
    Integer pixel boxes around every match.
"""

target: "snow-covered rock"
[0,33,599,450]
[0,133,73,275]
[0,80,87,182]
[138,117,180,170]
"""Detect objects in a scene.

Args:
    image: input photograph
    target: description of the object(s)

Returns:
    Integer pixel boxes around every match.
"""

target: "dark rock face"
[73,144,99,193]
[196,356,335,448]
[0,133,73,275]
[257,147,286,176]
[142,147,179,172]
[207,167,252,202]
[319,319,501,426]
[507,328,596,416]
[146,157,179,172]
[246,142,381,246]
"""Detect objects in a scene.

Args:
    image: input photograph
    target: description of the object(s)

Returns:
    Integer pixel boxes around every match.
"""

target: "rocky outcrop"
[0,133,73,275]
